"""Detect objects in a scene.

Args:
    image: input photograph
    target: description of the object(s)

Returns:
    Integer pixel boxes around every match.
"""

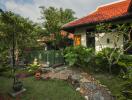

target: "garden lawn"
[0,77,84,100]
[92,73,124,98]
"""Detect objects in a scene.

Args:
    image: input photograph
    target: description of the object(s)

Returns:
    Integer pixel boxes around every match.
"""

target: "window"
[107,38,110,44]
[74,35,81,46]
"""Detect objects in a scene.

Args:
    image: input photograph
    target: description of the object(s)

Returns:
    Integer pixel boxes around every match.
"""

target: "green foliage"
[0,10,39,73]
[0,49,11,73]
[64,46,95,67]
[94,48,132,99]
[40,7,76,47]
[0,11,38,49]
[121,67,132,99]
[95,48,120,73]
[28,61,40,73]
[0,77,84,100]
[40,7,76,34]
[95,53,108,72]
[96,23,132,33]
[118,55,132,67]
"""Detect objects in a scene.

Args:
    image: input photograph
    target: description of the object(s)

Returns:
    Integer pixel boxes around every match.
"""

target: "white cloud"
[5,0,41,22]
[3,0,117,23]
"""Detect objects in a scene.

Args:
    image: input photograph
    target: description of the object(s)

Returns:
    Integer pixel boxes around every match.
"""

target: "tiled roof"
[63,0,132,28]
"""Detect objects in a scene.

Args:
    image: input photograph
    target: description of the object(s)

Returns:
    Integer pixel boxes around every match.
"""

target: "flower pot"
[35,72,41,80]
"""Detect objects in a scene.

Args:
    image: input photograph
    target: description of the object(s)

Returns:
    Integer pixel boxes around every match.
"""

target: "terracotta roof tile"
[63,0,131,28]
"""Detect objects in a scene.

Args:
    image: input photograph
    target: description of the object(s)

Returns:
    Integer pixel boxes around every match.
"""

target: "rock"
[84,96,89,100]
[100,85,107,88]
[67,74,81,87]
[106,88,110,91]
[80,78,91,83]
[54,66,67,72]
[81,72,88,76]
[76,87,80,91]
[72,80,80,88]
[80,88,87,94]
[41,67,113,100]
[93,91,104,100]
[41,67,53,73]
[81,82,97,90]
[41,73,51,80]
[107,91,111,94]
[71,74,82,81]
[42,63,50,67]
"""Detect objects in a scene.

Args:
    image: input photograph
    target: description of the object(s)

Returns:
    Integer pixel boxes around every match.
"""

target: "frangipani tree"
[96,23,132,74]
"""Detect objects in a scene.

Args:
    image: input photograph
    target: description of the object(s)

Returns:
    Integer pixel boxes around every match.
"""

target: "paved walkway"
[41,66,115,100]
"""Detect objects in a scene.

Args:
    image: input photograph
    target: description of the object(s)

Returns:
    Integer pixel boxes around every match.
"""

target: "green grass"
[92,73,124,98]
[0,77,84,100]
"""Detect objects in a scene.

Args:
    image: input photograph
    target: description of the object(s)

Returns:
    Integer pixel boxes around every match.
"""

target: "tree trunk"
[9,47,13,66]
[108,63,112,75]
[15,48,19,65]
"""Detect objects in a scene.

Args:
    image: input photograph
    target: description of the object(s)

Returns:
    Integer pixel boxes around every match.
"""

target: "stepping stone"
[80,78,91,83]
[71,74,82,81]
[9,88,26,97]
[81,82,97,90]
[93,91,104,100]
[41,67,53,73]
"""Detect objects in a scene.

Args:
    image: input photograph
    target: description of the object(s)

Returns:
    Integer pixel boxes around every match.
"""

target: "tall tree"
[0,11,38,65]
[40,7,76,48]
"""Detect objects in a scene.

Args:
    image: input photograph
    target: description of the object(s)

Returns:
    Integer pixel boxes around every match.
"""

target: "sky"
[0,0,118,23]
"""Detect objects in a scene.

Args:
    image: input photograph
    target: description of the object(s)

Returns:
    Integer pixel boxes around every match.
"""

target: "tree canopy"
[40,7,76,48]
[40,7,76,35]
[0,11,39,49]
[0,10,41,66]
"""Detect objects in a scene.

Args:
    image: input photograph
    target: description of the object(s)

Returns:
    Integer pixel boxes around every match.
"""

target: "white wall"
[74,27,87,47]
[74,27,124,52]
[95,33,124,52]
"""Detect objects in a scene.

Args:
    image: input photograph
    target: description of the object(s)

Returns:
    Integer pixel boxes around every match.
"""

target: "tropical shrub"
[64,46,95,68]
[95,48,122,74]
[118,55,132,71]
[0,49,11,76]
[28,61,40,73]
[121,66,132,99]
[95,48,132,74]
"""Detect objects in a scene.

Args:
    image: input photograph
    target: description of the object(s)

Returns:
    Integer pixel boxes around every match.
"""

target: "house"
[37,34,55,50]
[62,0,132,52]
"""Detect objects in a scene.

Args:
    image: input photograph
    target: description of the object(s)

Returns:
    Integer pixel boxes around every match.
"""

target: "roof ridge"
[62,0,131,29]
[97,0,127,11]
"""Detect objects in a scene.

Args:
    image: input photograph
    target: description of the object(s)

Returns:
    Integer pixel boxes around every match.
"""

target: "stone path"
[41,66,115,100]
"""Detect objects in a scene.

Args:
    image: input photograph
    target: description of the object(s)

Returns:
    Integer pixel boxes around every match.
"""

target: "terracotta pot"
[35,72,41,80]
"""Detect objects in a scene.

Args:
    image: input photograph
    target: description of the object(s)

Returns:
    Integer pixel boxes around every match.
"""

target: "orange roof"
[63,0,132,28]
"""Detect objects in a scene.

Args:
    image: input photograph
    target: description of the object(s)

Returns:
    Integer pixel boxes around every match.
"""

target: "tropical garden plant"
[40,7,76,48]
[0,10,40,75]
[96,23,132,74]
[64,46,95,69]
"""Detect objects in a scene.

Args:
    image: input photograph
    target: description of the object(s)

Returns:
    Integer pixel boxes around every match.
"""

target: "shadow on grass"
[0,76,84,100]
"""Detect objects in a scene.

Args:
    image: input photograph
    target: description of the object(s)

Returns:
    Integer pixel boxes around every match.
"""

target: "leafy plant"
[64,46,95,68]
[28,58,40,73]
[96,23,132,74]
[121,67,132,99]
[40,7,76,48]
[95,48,121,74]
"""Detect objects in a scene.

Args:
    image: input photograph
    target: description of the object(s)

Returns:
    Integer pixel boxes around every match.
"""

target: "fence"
[26,50,64,67]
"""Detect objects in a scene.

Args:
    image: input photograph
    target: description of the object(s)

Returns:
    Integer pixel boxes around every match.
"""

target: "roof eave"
[62,13,132,31]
